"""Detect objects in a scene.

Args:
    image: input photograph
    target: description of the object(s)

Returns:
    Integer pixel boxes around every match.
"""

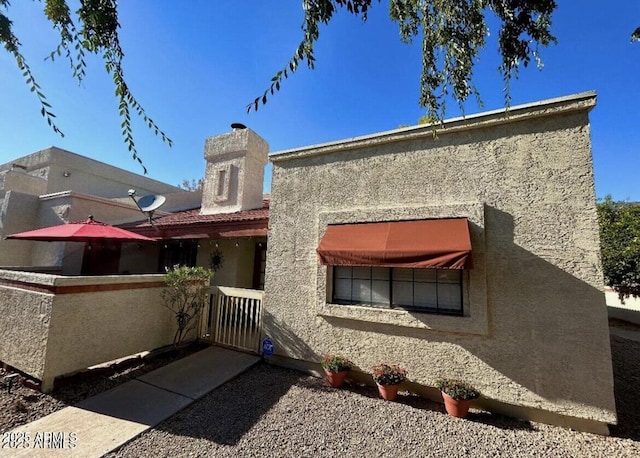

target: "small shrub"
[435,378,480,400]
[162,265,213,347]
[321,354,352,372]
[371,363,407,385]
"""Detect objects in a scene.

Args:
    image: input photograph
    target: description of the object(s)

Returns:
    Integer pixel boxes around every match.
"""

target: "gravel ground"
[105,334,640,458]
[2,334,640,457]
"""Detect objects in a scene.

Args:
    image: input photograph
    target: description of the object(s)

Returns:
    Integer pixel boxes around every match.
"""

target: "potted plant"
[435,378,480,418]
[321,354,352,388]
[371,363,407,401]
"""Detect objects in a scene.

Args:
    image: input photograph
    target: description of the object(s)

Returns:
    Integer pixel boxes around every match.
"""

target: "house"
[0,146,198,274]
[121,126,269,288]
[0,139,268,281]
[0,92,616,435]
[263,92,616,434]
[0,130,268,390]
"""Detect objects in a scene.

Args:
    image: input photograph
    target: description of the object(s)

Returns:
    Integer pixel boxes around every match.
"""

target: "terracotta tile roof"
[120,200,269,239]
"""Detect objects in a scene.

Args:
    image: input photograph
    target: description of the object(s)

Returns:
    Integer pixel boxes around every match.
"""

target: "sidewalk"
[0,346,260,458]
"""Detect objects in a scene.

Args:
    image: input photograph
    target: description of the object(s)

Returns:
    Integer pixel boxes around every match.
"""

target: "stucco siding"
[0,285,52,379]
[199,238,262,289]
[0,191,40,266]
[1,147,183,199]
[0,271,183,391]
[265,93,615,428]
[42,285,174,381]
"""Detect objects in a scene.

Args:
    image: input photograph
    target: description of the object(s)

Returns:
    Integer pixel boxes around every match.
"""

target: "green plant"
[371,363,407,385]
[597,196,640,300]
[435,378,480,400]
[162,265,213,347]
[321,354,352,373]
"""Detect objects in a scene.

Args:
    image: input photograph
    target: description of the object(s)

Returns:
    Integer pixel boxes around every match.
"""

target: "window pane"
[332,265,462,314]
[414,268,437,283]
[334,277,352,302]
[392,281,413,306]
[371,267,389,280]
[438,269,461,284]
[352,267,371,279]
[352,279,371,303]
[335,266,352,279]
[371,280,390,305]
[438,283,462,312]
[414,282,438,308]
[393,268,414,282]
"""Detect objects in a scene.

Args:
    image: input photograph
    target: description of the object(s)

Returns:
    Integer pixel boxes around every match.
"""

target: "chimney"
[200,125,268,215]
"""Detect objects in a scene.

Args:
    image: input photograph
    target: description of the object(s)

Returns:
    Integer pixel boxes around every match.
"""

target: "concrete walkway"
[1,346,260,458]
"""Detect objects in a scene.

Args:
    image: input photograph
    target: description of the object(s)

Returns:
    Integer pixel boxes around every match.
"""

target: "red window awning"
[317,218,472,269]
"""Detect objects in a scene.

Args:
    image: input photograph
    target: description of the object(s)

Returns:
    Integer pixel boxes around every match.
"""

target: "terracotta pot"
[376,383,400,401]
[441,391,472,418]
[324,369,348,388]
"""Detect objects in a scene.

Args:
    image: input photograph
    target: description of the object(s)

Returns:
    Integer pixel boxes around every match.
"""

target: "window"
[158,240,198,272]
[332,266,463,315]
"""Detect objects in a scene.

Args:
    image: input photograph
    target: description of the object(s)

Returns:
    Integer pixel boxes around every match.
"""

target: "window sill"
[317,302,488,336]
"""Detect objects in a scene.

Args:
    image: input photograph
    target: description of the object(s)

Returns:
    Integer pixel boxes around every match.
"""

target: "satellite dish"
[137,195,166,212]
[127,191,166,227]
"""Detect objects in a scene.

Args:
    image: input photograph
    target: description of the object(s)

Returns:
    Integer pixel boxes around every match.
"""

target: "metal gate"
[200,286,263,354]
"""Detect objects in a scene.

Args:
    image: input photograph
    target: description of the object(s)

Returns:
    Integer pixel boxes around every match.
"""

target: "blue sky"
[1,1,638,200]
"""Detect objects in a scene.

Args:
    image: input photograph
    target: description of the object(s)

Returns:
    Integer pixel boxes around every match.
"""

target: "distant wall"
[606,288,640,324]
[0,191,160,274]
[0,191,40,265]
[0,146,185,199]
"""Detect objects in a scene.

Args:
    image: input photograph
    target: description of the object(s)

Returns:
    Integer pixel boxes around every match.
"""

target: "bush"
[162,265,213,347]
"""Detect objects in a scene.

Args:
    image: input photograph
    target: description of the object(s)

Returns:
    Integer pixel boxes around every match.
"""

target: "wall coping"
[36,190,171,217]
[0,269,164,288]
[270,91,597,163]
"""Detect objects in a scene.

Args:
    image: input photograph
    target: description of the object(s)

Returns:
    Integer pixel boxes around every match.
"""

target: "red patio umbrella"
[5,215,156,242]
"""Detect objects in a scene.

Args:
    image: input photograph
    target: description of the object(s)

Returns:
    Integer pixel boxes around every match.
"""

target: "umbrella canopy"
[5,215,156,242]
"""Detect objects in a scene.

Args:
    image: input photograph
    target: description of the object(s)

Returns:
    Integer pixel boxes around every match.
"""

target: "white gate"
[200,286,263,354]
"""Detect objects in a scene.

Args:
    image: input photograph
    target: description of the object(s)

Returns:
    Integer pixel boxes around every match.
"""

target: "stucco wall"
[42,279,175,382]
[201,128,268,215]
[0,192,159,274]
[0,270,183,391]
[265,93,616,430]
[0,273,53,379]
[0,191,40,265]
[0,146,184,199]
[197,238,264,289]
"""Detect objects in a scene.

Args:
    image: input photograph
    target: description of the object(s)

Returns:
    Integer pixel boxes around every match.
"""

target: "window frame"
[331,266,464,316]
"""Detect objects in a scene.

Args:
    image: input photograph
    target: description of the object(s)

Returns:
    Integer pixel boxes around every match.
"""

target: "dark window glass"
[332,266,462,315]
